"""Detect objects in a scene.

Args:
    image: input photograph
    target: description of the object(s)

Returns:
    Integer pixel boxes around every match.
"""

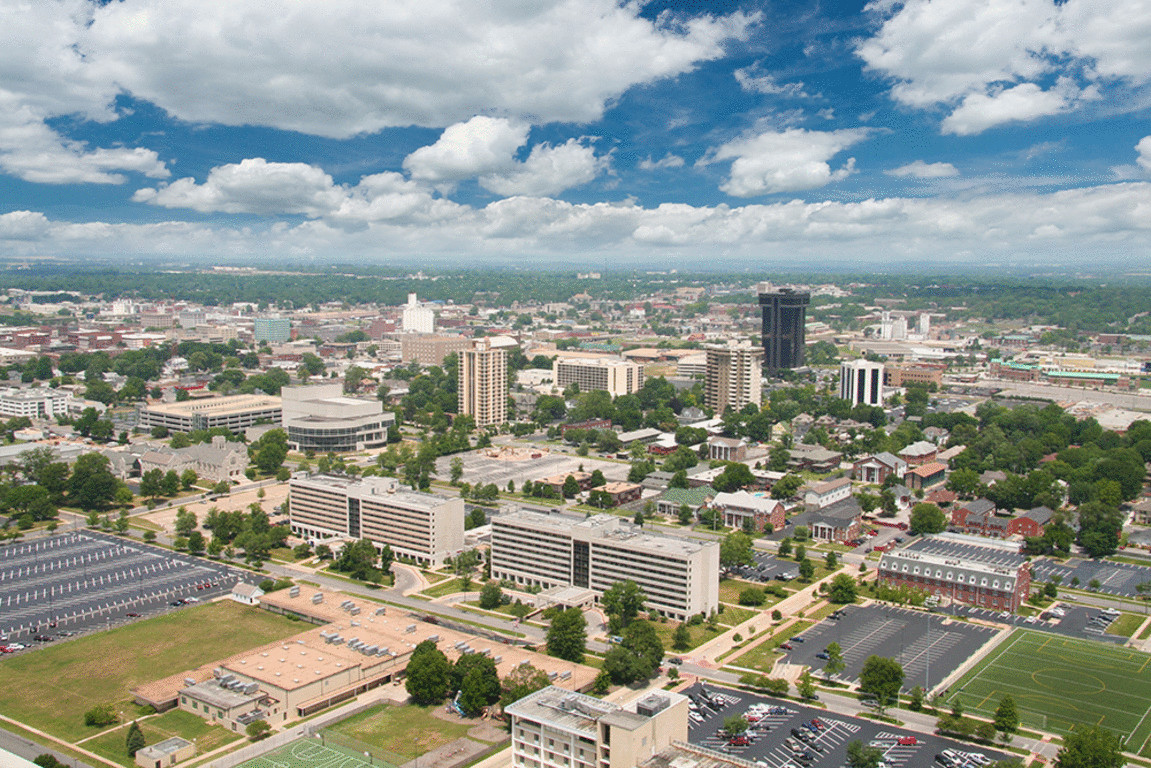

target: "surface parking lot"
[730,552,801,582]
[782,605,999,691]
[685,682,1006,768]
[952,604,1126,644]
[1032,557,1151,598]
[0,530,243,644]
[432,448,629,490]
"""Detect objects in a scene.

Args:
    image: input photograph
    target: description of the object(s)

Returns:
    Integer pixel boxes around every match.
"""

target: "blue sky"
[2,0,1150,271]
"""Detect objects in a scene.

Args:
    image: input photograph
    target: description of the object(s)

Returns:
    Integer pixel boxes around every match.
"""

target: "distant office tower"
[758,285,810,371]
[253,317,291,343]
[401,292,434,334]
[919,312,931,338]
[704,340,763,414]
[553,356,644,397]
[840,359,884,406]
[459,339,507,427]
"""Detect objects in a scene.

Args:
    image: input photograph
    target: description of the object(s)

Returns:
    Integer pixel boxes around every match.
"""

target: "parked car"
[898,736,918,746]
[815,651,830,660]
[33,635,53,642]
[667,657,683,665]
[729,736,750,747]
[792,636,805,643]
[779,642,793,650]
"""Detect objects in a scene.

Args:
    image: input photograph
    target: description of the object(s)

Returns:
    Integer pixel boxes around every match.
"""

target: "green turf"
[946,629,1151,751]
[0,601,303,742]
[85,709,240,767]
[326,703,479,760]
[236,737,376,768]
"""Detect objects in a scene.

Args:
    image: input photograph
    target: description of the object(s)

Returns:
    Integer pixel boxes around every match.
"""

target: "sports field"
[947,629,1151,751]
[237,737,387,768]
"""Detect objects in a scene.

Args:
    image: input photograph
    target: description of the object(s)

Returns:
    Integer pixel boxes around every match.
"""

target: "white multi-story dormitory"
[491,509,719,621]
[505,686,688,768]
[552,357,644,398]
[0,388,71,419]
[288,475,464,567]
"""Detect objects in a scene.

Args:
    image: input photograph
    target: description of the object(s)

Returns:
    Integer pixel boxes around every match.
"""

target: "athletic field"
[236,737,395,768]
[946,629,1151,751]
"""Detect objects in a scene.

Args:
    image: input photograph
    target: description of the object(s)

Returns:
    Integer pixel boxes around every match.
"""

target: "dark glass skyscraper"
[758,286,810,371]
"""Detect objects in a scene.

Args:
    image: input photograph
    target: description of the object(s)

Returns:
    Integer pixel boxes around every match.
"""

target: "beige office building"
[280,383,394,452]
[704,340,762,414]
[459,338,507,427]
[491,510,719,620]
[140,394,282,433]
[288,475,463,566]
[399,333,470,366]
[505,686,689,768]
[553,357,644,397]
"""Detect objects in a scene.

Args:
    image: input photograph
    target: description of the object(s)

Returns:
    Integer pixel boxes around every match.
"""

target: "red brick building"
[878,534,1031,611]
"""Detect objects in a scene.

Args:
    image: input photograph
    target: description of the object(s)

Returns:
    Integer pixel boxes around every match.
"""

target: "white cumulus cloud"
[403,117,530,185]
[886,160,959,178]
[857,0,1151,133]
[639,153,686,171]
[80,0,755,138]
[1137,136,1151,171]
[480,139,607,197]
[706,128,869,196]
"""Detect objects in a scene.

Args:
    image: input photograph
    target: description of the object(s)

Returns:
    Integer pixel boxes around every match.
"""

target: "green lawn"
[86,709,240,767]
[0,601,302,742]
[718,605,760,627]
[654,620,725,652]
[719,578,785,606]
[420,578,469,598]
[326,703,486,760]
[946,629,1151,751]
[1106,612,1146,638]
[726,620,814,673]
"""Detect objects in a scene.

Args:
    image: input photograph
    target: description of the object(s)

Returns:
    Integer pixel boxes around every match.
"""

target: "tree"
[798,558,815,581]
[720,530,754,568]
[250,429,289,474]
[823,641,845,681]
[245,720,271,741]
[825,551,838,569]
[450,456,464,485]
[677,504,693,525]
[1055,725,1125,768]
[126,721,145,757]
[771,473,804,499]
[139,469,163,500]
[452,653,500,715]
[858,656,904,715]
[562,475,580,498]
[175,508,197,536]
[797,669,816,699]
[161,470,180,497]
[180,469,198,490]
[993,695,1020,739]
[84,704,118,727]
[479,581,503,610]
[723,714,749,736]
[673,622,691,650]
[186,530,206,555]
[846,740,884,768]
[909,503,948,535]
[828,573,858,604]
[602,580,646,632]
[332,539,380,581]
[603,620,663,684]
[406,640,452,705]
[546,607,587,663]
[500,663,551,708]
[70,453,119,511]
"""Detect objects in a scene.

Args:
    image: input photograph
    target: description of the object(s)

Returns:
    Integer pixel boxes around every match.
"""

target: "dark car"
[815,651,830,660]
[33,634,53,642]
[667,657,683,665]
[792,636,805,643]
[126,612,141,617]
[169,600,184,606]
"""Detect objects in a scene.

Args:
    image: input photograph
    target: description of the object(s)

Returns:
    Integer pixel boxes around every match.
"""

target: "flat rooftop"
[144,394,281,416]
[496,508,712,558]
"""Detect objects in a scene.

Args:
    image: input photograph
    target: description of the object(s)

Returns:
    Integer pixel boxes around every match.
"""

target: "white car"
[6,643,25,650]
[184,596,199,603]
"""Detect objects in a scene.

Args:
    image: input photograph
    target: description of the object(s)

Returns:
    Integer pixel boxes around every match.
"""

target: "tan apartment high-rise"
[459,338,507,427]
[704,339,763,414]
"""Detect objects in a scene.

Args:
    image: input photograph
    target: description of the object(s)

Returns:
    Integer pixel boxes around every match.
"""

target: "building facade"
[704,340,762,414]
[459,339,508,427]
[839,359,884,406]
[399,333,470,366]
[505,687,688,768]
[401,293,435,334]
[280,383,394,453]
[878,534,1031,611]
[708,491,785,533]
[140,395,283,433]
[491,509,719,620]
[253,317,291,344]
[553,357,644,398]
[758,285,810,371]
[0,388,70,418]
[288,475,464,566]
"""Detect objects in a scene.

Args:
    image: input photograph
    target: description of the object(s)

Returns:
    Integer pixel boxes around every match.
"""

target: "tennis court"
[946,629,1151,751]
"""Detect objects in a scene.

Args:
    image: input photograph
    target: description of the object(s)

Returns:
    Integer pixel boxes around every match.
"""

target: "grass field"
[947,629,1151,751]
[327,703,483,760]
[0,601,303,742]
[86,709,240,767]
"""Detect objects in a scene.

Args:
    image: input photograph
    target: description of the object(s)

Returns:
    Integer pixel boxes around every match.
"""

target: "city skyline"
[1,1,1150,269]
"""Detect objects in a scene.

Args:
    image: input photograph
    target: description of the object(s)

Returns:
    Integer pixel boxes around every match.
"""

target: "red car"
[728,736,750,747]
[898,736,917,746]
[779,642,793,650]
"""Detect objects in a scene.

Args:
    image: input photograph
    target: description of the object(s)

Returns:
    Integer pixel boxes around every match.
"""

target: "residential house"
[707,436,747,462]
[808,497,863,543]
[655,486,715,518]
[853,452,907,484]
[709,491,786,533]
[787,444,842,473]
[905,462,947,490]
[804,477,853,511]
[900,440,938,465]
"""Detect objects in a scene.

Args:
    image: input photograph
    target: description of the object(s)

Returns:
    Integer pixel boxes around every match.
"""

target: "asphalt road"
[0,725,92,768]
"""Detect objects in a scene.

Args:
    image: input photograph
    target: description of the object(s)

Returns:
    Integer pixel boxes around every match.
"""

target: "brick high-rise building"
[459,338,507,427]
[704,340,762,414]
